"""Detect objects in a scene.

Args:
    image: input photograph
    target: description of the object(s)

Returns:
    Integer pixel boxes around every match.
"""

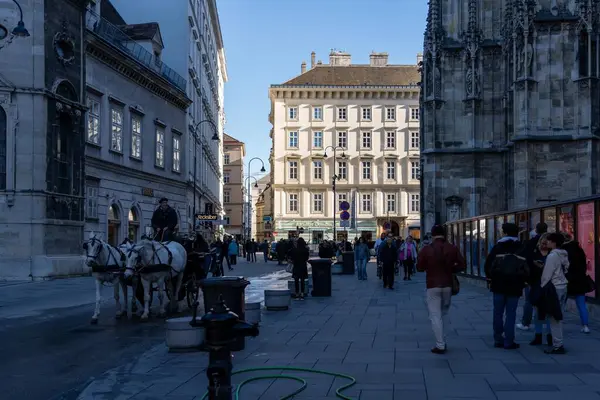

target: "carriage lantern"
[190,295,259,400]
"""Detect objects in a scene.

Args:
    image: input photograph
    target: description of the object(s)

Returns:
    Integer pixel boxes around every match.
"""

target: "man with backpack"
[484,223,529,350]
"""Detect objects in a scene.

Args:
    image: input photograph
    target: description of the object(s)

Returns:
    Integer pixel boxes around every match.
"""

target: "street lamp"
[192,119,219,231]
[246,157,266,240]
[323,146,345,241]
[6,1,29,37]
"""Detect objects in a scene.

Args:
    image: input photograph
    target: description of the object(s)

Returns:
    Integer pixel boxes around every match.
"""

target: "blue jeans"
[521,286,533,326]
[493,294,520,346]
[357,258,368,279]
[263,252,268,262]
[575,295,590,326]
[534,307,551,334]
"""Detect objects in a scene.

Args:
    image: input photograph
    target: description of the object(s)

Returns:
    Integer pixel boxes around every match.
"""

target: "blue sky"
[218,0,428,177]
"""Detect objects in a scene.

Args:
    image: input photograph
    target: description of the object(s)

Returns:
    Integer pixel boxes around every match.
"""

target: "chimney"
[416,53,423,65]
[329,49,351,66]
[369,52,389,67]
[311,51,316,68]
[301,61,306,74]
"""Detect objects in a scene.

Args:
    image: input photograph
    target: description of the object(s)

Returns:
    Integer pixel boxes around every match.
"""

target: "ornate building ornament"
[53,21,76,66]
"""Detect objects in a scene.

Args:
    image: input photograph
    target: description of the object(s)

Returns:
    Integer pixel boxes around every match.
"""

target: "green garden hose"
[200,366,357,400]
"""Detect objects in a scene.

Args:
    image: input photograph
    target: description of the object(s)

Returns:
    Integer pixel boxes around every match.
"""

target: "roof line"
[270,84,419,89]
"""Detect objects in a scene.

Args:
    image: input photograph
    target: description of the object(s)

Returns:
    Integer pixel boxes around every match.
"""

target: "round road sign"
[340,211,350,220]
[340,201,350,211]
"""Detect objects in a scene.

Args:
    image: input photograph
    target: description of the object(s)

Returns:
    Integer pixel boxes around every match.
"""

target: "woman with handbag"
[562,233,592,334]
[528,233,552,346]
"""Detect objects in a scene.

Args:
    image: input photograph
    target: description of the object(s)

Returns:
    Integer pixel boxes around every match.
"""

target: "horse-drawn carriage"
[83,231,216,324]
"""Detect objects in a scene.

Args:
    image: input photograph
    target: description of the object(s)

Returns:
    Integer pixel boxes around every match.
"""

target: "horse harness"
[85,237,126,273]
[128,240,174,274]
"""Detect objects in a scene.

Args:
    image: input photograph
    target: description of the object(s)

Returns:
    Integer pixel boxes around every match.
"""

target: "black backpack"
[491,253,529,280]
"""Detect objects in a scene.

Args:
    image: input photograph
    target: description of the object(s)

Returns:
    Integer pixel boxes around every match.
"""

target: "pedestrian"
[289,237,310,300]
[250,239,257,262]
[277,239,286,265]
[517,222,548,331]
[484,223,528,350]
[399,235,418,281]
[220,237,231,272]
[228,239,238,267]
[527,233,552,346]
[539,232,569,354]
[417,224,466,354]
[562,232,591,333]
[261,239,269,263]
[355,237,370,280]
[379,234,397,290]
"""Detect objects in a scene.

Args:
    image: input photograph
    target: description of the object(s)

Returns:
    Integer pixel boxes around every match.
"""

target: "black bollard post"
[191,295,259,400]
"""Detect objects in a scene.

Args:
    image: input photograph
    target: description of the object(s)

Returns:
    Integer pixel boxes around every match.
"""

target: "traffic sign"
[340,201,350,211]
[263,216,272,222]
[384,222,391,230]
[340,211,350,220]
[340,220,350,228]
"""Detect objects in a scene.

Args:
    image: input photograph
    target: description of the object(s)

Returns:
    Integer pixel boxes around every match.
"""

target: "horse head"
[83,232,105,266]
[124,240,154,277]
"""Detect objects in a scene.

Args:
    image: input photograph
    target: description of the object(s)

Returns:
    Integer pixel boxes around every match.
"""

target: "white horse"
[124,239,187,320]
[83,232,133,324]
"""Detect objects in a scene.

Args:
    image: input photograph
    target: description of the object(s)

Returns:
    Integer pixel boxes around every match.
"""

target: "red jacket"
[417,238,466,289]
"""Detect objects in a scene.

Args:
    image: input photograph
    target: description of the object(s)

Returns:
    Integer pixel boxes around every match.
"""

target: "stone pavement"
[77,263,600,400]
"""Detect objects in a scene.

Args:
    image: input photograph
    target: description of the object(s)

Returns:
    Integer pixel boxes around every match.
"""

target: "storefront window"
[578,202,596,298]
[495,216,504,240]
[458,223,465,259]
[516,213,528,241]
[479,219,487,277]
[465,222,473,275]
[529,210,540,238]
[506,214,515,223]
[543,207,557,232]
[453,224,460,252]
[487,218,495,275]
[559,206,575,236]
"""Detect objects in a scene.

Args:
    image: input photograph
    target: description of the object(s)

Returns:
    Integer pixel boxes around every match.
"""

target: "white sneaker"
[582,325,591,334]
[516,323,530,331]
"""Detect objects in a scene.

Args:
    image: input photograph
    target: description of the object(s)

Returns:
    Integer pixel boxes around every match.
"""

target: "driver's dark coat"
[151,206,178,230]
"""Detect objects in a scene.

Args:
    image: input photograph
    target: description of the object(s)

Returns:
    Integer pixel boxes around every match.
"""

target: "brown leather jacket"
[417,237,466,289]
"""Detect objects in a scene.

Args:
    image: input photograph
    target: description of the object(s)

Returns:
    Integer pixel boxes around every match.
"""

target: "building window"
[313,160,323,180]
[86,98,100,145]
[411,194,420,213]
[338,193,348,210]
[224,216,231,225]
[312,230,324,244]
[288,106,298,120]
[224,153,230,164]
[410,131,420,149]
[361,193,372,213]
[313,106,323,120]
[361,161,372,180]
[131,115,142,158]
[387,194,396,213]
[411,160,420,180]
[223,172,230,183]
[288,131,299,148]
[386,107,396,121]
[313,131,323,148]
[410,108,420,120]
[337,107,347,121]
[337,131,347,148]
[386,131,396,149]
[155,127,165,167]
[361,131,371,149]
[288,193,298,212]
[110,108,123,152]
[361,107,372,121]
[386,161,396,180]
[224,191,231,203]
[313,193,323,213]
[172,136,181,172]
[128,208,139,241]
[0,107,5,190]
[85,181,99,219]
[288,160,298,180]
[337,161,347,180]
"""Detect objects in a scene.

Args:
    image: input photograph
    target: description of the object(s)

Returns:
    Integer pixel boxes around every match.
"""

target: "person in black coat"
[563,234,591,333]
[151,198,178,241]
[379,235,397,290]
[289,237,310,299]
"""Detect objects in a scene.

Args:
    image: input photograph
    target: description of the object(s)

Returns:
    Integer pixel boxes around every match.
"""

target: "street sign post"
[340,220,350,228]
[339,201,350,211]
[340,211,350,221]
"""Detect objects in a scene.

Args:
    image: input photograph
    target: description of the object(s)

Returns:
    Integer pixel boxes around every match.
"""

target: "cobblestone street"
[76,262,600,400]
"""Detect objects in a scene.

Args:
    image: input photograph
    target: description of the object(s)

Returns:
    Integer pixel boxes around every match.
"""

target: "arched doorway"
[390,221,400,237]
[107,204,120,246]
[128,208,139,241]
[0,106,6,190]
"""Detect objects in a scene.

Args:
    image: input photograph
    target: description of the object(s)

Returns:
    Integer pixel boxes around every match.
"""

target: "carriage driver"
[151,197,179,241]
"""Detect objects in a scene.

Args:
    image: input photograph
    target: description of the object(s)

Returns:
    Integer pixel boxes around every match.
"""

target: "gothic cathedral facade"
[421,0,600,231]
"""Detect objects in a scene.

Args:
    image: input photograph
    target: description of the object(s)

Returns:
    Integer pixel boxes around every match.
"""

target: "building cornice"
[270,183,420,189]
[86,35,192,110]
[269,85,419,101]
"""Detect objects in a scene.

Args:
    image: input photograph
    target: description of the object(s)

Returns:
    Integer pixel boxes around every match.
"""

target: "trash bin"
[308,258,332,297]
[199,276,250,350]
[342,251,355,275]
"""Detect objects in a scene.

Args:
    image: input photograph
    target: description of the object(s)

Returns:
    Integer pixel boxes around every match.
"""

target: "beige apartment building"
[223,134,245,238]
[254,175,273,240]
[268,51,421,243]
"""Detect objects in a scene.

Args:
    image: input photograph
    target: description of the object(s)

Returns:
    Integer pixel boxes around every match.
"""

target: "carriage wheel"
[186,273,200,309]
